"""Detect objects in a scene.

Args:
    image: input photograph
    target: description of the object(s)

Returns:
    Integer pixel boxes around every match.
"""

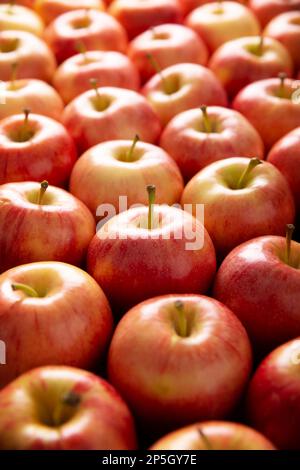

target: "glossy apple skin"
[0,262,113,388]
[186,1,260,54]
[0,366,137,449]
[35,0,105,25]
[179,0,247,16]
[264,12,300,72]
[233,78,300,150]
[209,36,293,98]
[214,236,300,352]
[70,140,184,216]
[247,338,300,449]
[0,30,56,82]
[182,158,295,258]
[142,64,227,127]
[150,421,275,450]
[128,24,208,83]
[160,107,264,181]
[87,207,216,311]
[108,0,182,39]
[0,182,95,272]
[0,4,44,37]
[44,9,128,64]
[0,79,64,121]
[63,87,161,153]
[108,295,252,429]
[267,127,300,211]
[53,51,140,104]
[249,0,300,28]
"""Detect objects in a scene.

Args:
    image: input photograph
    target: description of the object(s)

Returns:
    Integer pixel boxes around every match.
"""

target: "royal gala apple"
[108,295,252,428]
[44,9,128,64]
[0,262,113,387]
[0,3,44,36]
[150,421,275,450]
[53,50,140,104]
[70,138,183,216]
[214,225,300,352]
[35,0,105,25]
[160,106,264,181]
[0,111,77,186]
[128,24,208,83]
[0,366,137,449]
[209,36,293,98]
[62,86,161,153]
[0,181,95,272]
[186,1,260,53]
[249,0,300,28]
[247,338,300,449]
[182,158,295,258]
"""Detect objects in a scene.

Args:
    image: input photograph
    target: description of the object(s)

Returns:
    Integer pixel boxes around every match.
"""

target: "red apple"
[247,338,300,449]
[0,181,95,272]
[209,35,293,98]
[0,30,56,82]
[0,0,35,7]
[35,0,105,25]
[249,0,300,28]
[150,421,275,450]
[0,3,44,36]
[186,1,260,54]
[160,106,264,181]
[62,86,161,153]
[53,50,140,104]
[0,366,137,449]
[44,9,128,64]
[214,225,300,352]
[0,111,77,186]
[128,24,208,83]
[0,262,113,388]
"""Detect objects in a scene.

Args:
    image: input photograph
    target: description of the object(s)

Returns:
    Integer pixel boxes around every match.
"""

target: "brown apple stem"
[126,134,140,162]
[147,184,156,230]
[9,62,18,90]
[37,180,49,205]
[18,108,32,142]
[53,391,81,427]
[11,283,39,298]
[278,72,287,98]
[257,36,264,55]
[215,0,224,13]
[237,158,262,189]
[200,106,212,133]
[75,41,88,63]
[175,300,187,338]
[285,224,295,266]
[198,428,213,450]
[146,53,170,94]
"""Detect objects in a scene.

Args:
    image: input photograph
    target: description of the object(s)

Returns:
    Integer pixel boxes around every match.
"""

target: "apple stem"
[7,0,15,14]
[198,428,213,450]
[257,36,264,55]
[89,77,101,100]
[200,106,212,133]
[285,224,295,266]
[53,391,81,427]
[126,134,140,162]
[175,300,187,338]
[18,108,32,142]
[147,184,156,230]
[146,53,170,94]
[215,1,224,13]
[11,283,39,298]
[37,180,49,205]
[9,62,18,90]
[237,158,262,189]
[278,72,287,98]
[75,41,88,63]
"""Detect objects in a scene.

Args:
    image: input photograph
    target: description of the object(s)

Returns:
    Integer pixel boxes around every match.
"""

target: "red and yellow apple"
[35,0,105,25]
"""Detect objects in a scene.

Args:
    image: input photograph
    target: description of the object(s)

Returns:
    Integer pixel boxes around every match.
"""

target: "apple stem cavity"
[75,41,88,63]
[37,180,49,205]
[215,1,224,14]
[53,391,81,427]
[11,283,39,298]
[237,158,262,189]
[278,72,287,98]
[146,53,171,94]
[126,134,140,162]
[147,184,156,230]
[175,300,188,338]
[285,224,295,266]
[200,106,212,133]
[17,108,34,142]
[198,428,213,450]
[257,36,264,56]
[7,0,15,14]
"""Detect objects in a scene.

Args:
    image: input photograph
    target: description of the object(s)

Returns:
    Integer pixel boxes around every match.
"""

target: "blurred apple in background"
[160,106,264,181]
[0,30,56,82]
[108,0,182,39]
[186,1,260,53]
[0,181,95,272]
[0,111,77,186]
[247,338,300,450]
[0,262,113,387]
[0,0,36,7]
[63,86,161,153]
[209,35,293,98]
[0,3,44,36]
[0,366,137,449]
[44,9,128,64]
[150,421,275,450]
[181,158,295,258]
[53,50,140,104]
[249,0,300,28]
[35,0,105,25]
[128,24,208,83]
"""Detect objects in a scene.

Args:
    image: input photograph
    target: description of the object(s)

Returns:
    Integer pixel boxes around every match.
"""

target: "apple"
[267,127,300,212]
[53,49,140,104]
[142,64,227,127]
[35,0,105,25]
[70,137,184,216]
[249,0,300,28]
[0,30,56,82]
[209,35,293,98]
[0,181,95,272]
[62,85,161,153]
[214,224,300,352]
[264,11,300,72]
[179,0,248,16]
[181,158,295,258]
[0,0,36,7]
[150,421,275,450]
[0,111,77,186]
[128,24,208,83]
[185,1,260,54]
[0,3,44,37]
[247,338,300,450]
[108,0,182,40]
[44,9,128,64]
[0,366,137,449]
[160,106,264,181]
[233,74,300,150]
